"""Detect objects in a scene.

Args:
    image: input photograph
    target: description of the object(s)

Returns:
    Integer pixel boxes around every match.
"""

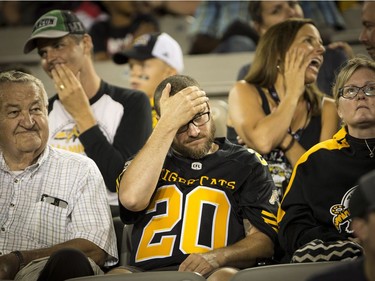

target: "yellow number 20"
[136,185,231,262]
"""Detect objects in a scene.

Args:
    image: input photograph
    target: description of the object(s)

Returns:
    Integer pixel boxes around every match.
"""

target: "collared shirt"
[0,146,118,266]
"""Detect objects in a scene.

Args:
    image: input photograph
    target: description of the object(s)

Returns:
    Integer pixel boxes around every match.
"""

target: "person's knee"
[207,267,239,281]
[49,248,88,264]
[38,248,94,281]
[106,266,134,275]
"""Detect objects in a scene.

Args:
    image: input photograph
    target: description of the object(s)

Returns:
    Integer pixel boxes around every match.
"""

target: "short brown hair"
[153,75,200,116]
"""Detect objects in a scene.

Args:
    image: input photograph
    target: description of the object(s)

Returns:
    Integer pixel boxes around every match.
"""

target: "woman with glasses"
[278,56,375,263]
[227,18,340,198]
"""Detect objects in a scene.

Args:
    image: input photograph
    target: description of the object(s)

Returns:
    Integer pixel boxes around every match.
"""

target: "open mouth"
[48,62,59,72]
[308,58,322,72]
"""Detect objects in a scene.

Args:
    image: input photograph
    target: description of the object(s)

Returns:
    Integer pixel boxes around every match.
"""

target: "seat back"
[230,262,341,281]
[0,26,40,65]
[66,271,206,281]
[210,99,228,138]
[112,217,124,264]
[120,224,133,266]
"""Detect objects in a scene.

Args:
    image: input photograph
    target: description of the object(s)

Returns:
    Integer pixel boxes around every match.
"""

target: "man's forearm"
[119,119,177,211]
[19,238,106,267]
[214,231,274,269]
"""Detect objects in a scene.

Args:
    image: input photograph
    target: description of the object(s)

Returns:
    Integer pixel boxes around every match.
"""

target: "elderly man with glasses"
[114,74,279,281]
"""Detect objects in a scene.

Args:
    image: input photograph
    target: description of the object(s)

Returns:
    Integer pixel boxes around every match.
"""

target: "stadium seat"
[66,271,206,281]
[0,26,39,65]
[112,217,124,265]
[119,224,133,266]
[230,261,342,281]
[210,99,229,138]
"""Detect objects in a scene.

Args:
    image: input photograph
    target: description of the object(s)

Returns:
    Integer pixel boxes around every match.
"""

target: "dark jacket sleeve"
[79,89,152,192]
[278,158,348,259]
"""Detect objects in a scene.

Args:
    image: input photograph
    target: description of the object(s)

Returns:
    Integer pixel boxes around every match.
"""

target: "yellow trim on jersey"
[115,170,124,193]
[150,98,158,128]
[277,127,350,223]
[262,210,278,232]
[247,148,269,166]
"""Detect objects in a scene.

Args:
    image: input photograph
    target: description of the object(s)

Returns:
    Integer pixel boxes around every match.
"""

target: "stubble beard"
[172,122,216,159]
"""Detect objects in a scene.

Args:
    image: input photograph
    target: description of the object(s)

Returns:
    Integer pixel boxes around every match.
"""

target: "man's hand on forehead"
[159,84,209,130]
[178,86,208,112]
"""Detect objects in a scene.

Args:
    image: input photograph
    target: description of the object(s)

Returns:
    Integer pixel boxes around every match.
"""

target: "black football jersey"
[120,138,278,270]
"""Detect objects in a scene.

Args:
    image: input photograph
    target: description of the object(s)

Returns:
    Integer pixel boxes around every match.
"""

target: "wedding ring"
[59,84,65,90]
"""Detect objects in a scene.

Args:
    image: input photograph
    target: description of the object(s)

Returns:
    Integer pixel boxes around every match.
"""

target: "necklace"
[268,86,311,141]
[364,139,375,158]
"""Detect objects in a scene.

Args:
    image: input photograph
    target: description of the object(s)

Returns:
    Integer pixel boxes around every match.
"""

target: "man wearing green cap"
[23,10,152,216]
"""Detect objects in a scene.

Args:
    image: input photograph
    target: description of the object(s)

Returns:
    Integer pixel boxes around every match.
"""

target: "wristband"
[11,251,26,271]
[283,135,295,153]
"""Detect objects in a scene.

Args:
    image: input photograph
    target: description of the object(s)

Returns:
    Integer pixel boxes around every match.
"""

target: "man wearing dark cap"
[307,170,375,281]
[113,32,184,128]
[23,10,152,216]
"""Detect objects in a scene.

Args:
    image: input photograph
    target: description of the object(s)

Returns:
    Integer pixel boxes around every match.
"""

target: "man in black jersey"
[115,75,279,281]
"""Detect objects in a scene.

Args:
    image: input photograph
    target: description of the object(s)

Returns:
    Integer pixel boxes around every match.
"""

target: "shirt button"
[14,179,19,183]
[1,227,5,231]
[10,203,14,207]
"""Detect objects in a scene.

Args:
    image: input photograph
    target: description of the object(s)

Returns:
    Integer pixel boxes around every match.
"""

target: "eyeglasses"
[177,112,211,134]
[338,82,375,99]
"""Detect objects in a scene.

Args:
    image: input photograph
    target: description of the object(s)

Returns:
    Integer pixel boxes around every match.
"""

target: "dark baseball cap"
[112,32,184,73]
[24,10,86,54]
[349,170,375,218]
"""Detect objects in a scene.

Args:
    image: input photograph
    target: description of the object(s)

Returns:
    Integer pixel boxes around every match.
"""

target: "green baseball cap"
[24,10,86,54]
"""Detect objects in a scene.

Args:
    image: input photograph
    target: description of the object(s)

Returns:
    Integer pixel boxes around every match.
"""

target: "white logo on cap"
[35,17,57,31]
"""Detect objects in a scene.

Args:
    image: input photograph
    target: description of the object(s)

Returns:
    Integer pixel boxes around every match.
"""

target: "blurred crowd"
[0,1,362,57]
